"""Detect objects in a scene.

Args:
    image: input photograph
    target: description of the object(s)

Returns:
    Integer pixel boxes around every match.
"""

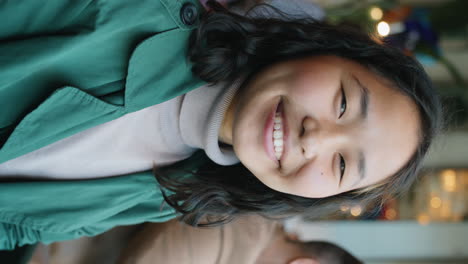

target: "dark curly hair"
[155,1,444,226]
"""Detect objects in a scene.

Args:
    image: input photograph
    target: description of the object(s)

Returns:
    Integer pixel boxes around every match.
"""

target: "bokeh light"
[369,6,383,21]
[385,208,397,220]
[441,169,457,192]
[350,205,362,217]
[377,21,390,36]
[430,196,442,209]
[417,213,430,225]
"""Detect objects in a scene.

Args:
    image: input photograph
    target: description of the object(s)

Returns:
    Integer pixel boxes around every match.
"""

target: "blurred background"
[22,1,468,263]
[286,0,468,263]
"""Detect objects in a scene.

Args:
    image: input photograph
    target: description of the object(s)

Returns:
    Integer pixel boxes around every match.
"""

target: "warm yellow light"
[441,169,457,192]
[377,21,390,36]
[441,200,452,218]
[369,7,383,21]
[385,208,397,220]
[350,205,362,217]
[430,196,442,209]
[340,204,350,212]
[417,214,430,225]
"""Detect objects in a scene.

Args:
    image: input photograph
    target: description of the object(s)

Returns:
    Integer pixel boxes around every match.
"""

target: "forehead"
[351,60,421,188]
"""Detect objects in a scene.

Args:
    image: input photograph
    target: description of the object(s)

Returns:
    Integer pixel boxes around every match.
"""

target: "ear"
[288,257,320,264]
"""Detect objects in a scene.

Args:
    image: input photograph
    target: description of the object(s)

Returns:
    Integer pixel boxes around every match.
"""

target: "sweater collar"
[179,80,242,165]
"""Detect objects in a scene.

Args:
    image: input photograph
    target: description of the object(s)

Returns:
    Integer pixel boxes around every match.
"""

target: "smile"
[273,108,284,160]
[264,98,287,164]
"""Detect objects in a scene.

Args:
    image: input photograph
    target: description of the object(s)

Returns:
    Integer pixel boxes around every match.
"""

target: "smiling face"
[220,55,421,198]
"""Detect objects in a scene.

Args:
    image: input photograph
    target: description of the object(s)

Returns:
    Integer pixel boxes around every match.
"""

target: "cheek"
[289,73,335,112]
[232,119,254,161]
[231,111,270,173]
[287,163,338,198]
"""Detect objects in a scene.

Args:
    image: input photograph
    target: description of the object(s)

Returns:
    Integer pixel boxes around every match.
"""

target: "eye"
[339,154,346,183]
[338,83,347,118]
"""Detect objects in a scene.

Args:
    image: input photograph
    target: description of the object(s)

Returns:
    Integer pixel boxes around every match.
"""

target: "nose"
[300,116,348,159]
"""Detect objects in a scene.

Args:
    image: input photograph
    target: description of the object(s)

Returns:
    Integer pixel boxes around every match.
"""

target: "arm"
[0,171,176,250]
[118,220,223,264]
[0,0,99,40]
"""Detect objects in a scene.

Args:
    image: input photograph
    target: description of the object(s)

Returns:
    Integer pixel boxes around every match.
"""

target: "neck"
[218,84,239,145]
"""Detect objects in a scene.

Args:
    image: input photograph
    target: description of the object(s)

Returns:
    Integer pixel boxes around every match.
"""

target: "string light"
[441,169,457,192]
[377,21,390,36]
[430,196,442,209]
[369,6,383,21]
[340,204,350,212]
[385,208,397,220]
[350,205,362,217]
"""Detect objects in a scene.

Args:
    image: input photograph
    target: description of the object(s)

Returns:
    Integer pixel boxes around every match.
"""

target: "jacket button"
[180,3,198,26]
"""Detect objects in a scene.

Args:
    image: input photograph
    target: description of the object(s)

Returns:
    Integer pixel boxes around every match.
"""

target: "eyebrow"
[351,138,367,188]
[353,75,370,119]
[352,75,370,186]
[357,150,366,186]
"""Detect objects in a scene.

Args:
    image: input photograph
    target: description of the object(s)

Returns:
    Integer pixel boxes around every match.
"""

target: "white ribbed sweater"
[0,82,240,179]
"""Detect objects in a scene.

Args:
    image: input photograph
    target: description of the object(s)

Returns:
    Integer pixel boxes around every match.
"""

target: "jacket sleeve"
[0,0,99,40]
[0,171,177,250]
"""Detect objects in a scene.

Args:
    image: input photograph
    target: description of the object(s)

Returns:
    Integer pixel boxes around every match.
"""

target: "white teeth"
[273,139,283,147]
[273,111,284,160]
[275,152,282,160]
[274,114,282,124]
[273,130,283,139]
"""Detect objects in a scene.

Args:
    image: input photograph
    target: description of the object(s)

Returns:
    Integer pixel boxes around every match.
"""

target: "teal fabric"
[0,0,208,250]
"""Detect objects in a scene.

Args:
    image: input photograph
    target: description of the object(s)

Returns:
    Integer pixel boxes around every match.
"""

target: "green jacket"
[0,0,207,250]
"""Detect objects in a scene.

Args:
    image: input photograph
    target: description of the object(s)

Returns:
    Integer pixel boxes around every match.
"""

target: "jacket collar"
[124,28,205,112]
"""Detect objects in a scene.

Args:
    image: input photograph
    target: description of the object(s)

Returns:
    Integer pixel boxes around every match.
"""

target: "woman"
[0,0,443,249]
